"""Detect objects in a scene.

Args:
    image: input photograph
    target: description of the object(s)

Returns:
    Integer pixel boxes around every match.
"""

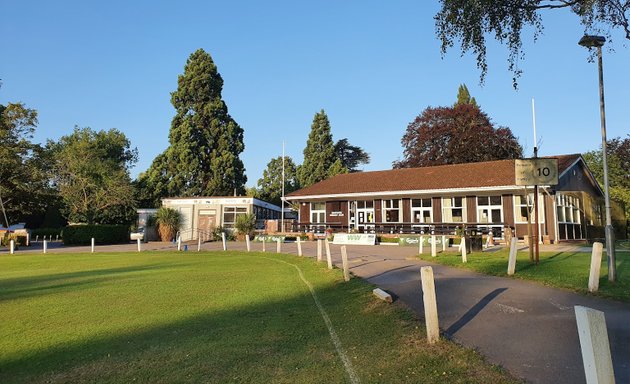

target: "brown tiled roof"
[287,154,581,198]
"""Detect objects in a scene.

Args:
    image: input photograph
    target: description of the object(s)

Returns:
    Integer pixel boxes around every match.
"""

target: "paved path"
[6,240,629,383]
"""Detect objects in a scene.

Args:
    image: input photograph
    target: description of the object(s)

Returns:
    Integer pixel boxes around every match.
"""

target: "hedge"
[31,228,64,239]
[63,225,129,246]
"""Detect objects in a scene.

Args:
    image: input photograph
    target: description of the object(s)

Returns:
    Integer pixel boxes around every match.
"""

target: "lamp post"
[578,35,616,282]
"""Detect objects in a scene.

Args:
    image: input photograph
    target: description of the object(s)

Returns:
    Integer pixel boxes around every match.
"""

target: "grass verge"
[418,248,630,302]
[0,251,520,383]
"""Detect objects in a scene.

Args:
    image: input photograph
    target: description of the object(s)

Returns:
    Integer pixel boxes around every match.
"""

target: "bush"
[212,226,235,241]
[63,225,129,245]
[234,213,256,236]
[155,207,182,242]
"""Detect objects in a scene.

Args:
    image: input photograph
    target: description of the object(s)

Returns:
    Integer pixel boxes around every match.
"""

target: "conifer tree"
[297,110,343,188]
[454,84,478,107]
[143,49,246,201]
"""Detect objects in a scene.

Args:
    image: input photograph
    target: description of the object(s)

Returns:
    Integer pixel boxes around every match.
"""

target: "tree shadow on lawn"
[0,264,178,302]
[0,284,353,384]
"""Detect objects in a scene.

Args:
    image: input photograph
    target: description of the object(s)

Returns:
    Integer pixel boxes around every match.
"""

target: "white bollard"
[245,235,251,252]
[442,235,446,252]
[262,238,266,252]
[341,245,350,282]
[276,238,281,253]
[91,238,95,253]
[35,235,39,242]
[197,236,201,252]
[575,306,615,384]
[177,235,182,251]
[9,239,15,254]
[325,238,332,269]
[507,237,517,275]
[317,239,323,262]
[137,238,141,252]
[221,232,227,251]
[26,233,30,246]
[588,242,604,293]
[419,235,424,254]
[420,266,440,344]
[297,236,302,256]
[56,235,59,241]
[43,240,47,254]
[431,235,437,257]
[461,237,467,263]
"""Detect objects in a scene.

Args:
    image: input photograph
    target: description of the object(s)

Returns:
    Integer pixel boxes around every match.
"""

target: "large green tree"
[393,103,523,168]
[334,138,370,172]
[257,156,299,206]
[436,0,630,87]
[583,135,630,220]
[142,49,246,202]
[297,110,347,188]
[0,102,53,227]
[50,127,137,225]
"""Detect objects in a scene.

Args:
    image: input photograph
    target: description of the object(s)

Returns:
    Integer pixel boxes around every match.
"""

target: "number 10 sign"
[515,158,559,186]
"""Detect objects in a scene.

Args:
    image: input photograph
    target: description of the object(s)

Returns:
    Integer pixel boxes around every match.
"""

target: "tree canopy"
[49,127,137,224]
[393,104,523,168]
[454,84,477,107]
[435,0,630,87]
[334,138,370,172]
[257,156,299,206]
[142,49,246,203]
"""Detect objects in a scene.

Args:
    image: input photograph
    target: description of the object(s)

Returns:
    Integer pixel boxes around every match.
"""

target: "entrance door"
[198,212,216,241]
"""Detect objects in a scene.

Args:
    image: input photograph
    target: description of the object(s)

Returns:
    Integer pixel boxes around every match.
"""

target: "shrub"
[155,207,182,242]
[234,213,256,236]
[212,226,234,241]
[63,225,129,245]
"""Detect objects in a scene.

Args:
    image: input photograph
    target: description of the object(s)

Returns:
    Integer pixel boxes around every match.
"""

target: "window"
[442,197,466,223]
[311,202,326,223]
[382,199,401,222]
[476,196,502,223]
[411,198,432,223]
[223,206,247,228]
[557,195,581,224]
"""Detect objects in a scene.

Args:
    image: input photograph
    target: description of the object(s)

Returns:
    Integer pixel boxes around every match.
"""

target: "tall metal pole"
[532,98,540,265]
[281,141,285,233]
[596,46,616,282]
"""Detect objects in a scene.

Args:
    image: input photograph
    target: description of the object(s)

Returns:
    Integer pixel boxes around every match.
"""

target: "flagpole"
[281,141,285,233]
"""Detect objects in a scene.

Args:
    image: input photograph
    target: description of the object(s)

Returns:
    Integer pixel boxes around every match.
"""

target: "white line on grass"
[262,257,360,384]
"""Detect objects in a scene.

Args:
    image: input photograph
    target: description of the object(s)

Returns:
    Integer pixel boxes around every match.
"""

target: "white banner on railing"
[332,233,376,245]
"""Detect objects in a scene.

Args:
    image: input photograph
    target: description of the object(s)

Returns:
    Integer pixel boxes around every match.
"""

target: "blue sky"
[2,1,628,187]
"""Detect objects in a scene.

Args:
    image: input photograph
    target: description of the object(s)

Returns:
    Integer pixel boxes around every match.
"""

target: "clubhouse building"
[285,154,625,243]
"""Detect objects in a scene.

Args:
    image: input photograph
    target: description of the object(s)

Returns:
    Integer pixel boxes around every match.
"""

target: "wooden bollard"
[177,235,182,251]
[246,235,251,252]
[221,232,227,251]
[317,239,323,262]
[507,237,517,275]
[431,235,437,257]
[43,240,47,254]
[419,235,424,254]
[276,238,281,253]
[91,238,95,253]
[9,240,15,254]
[137,238,141,252]
[197,236,201,252]
[588,242,604,292]
[297,236,302,256]
[461,237,467,263]
[341,245,350,282]
[262,238,266,252]
[442,235,446,252]
[420,266,440,344]
[575,306,615,383]
[26,233,30,246]
[325,239,332,269]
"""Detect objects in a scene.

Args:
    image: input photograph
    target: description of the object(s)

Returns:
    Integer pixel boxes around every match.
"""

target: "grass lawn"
[0,251,519,383]
[418,248,630,302]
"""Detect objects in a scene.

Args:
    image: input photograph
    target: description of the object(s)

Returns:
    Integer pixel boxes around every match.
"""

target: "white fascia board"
[284,185,537,201]
[252,198,282,211]
[163,197,255,206]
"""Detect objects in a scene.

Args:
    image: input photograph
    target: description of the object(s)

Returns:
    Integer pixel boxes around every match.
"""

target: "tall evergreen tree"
[143,49,246,201]
[297,110,344,188]
[334,138,370,172]
[257,156,299,206]
[454,84,478,107]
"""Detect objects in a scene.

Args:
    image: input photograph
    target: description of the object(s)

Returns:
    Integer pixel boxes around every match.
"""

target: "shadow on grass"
[445,288,507,336]
[0,264,177,302]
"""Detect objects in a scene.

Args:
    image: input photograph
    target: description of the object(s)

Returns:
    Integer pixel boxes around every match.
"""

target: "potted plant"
[234,213,256,241]
[155,207,182,242]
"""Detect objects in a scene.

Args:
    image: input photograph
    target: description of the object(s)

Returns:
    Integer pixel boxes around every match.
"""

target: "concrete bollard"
[341,245,350,282]
[588,242,604,293]
[35,235,39,242]
[507,237,517,275]
[221,232,227,251]
[10,240,15,254]
[431,235,437,257]
[297,236,302,256]
[246,235,251,252]
[177,235,182,251]
[442,235,446,252]
[43,240,47,254]
[197,236,201,252]
[56,235,59,241]
[317,239,322,262]
[419,235,424,254]
[137,238,141,252]
[262,238,266,252]
[91,238,95,253]
[461,237,467,263]
[26,233,30,246]
[575,306,615,384]
[325,239,333,269]
[276,238,281,253]
[420,266,440,344]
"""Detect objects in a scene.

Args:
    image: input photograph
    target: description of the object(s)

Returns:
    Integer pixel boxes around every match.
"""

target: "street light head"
[578,35,606,48]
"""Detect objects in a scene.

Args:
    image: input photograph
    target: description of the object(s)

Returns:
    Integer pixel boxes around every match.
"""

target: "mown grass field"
[418,247,630,302]
[0,251,520,383]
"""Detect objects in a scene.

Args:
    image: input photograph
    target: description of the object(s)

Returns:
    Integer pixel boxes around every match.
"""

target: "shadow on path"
[445,287,507,336]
